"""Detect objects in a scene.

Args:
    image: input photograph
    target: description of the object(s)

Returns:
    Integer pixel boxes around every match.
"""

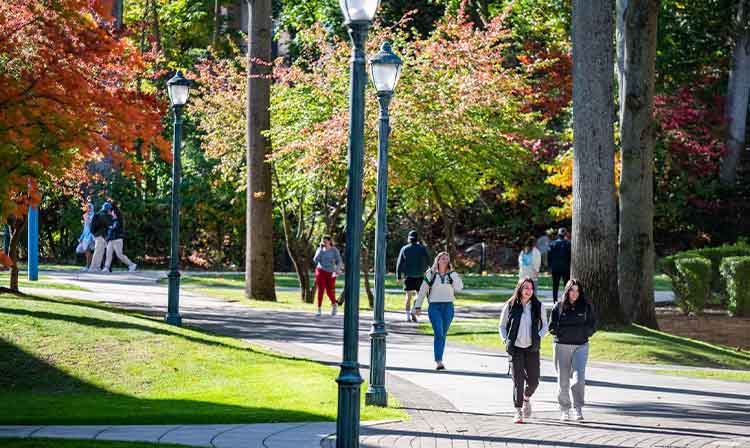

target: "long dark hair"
[561,279,586,311]
[507,276,537,307]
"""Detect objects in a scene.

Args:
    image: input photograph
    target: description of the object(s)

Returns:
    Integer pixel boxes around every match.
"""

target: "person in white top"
[413,252,464,370]
[499,277,548,424]
[518,236,542,280]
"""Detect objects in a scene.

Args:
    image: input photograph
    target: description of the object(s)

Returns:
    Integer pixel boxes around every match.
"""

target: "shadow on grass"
[0,294,322,365]
[0,338,331,426]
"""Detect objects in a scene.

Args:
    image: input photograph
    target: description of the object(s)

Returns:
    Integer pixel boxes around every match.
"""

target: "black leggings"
[552,272,569,303]
[510,347,540,408]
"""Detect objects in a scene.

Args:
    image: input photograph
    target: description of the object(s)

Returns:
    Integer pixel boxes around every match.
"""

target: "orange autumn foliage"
[0,0,170,266]
[0,0,169,219]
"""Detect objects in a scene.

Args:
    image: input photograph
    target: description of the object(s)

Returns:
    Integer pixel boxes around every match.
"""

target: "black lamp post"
[165,71,190,326]
[336,0,379,447]
[365,41,402,408]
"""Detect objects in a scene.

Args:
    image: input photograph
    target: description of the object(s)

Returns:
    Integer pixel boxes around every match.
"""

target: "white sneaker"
[128,263,137,272]
[522,399,532,418]
[573,408,584,421]
[331,303,337,317]
[316,307,322,317]
[560,409,570,421]
[513,408,523,424]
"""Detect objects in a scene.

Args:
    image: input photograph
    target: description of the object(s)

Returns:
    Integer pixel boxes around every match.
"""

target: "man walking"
[104,203,137,272]
[396,230,430,322]
[547,227,571,302]
[89,202,113,272]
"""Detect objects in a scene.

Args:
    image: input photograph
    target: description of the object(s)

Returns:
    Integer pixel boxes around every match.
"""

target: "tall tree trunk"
[213,0,221,48]
[721,0,750,185]
[617,0,659,328]
[572,0,625,325]
[245,0,276,301]
[7,216,26,292]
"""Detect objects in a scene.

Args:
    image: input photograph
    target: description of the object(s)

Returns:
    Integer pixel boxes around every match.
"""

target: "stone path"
[4,270,749,448]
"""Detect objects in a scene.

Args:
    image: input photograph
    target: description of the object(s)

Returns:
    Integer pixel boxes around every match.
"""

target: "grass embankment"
[170,272,671,312]
[420,318,750,382]
[173,275,503,312]
[200,272,672,292]
[0,440,188,448]
[0,272,89,291]
[0,293,406,425]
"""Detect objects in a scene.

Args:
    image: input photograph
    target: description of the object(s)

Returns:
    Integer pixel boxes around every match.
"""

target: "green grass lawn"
[0,440,188,448]
[419,317,750,382]
[182,283,505,313]
[0,293,406,425]
[174,271,672,292]
[0,272,89,291]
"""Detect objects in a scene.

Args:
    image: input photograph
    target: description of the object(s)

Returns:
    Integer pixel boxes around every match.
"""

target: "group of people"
[519,227,572,302]
[398,231,592,424]
[77,200,137,273]
[312,229,594,424]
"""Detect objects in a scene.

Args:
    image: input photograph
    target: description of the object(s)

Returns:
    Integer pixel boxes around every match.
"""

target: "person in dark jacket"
[104,204,137,272]
[548,227,572,302]
[499,277,548,424]
[396,230,430,322]
[549,279,596,422]
[88,203,113,272]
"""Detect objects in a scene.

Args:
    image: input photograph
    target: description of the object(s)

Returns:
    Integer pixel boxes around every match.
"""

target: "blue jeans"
[428,302,454,362]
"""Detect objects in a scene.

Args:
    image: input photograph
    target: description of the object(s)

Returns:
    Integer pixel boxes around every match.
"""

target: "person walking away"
[89,202,113,272]
[413,252,463,370]
[396,230,430,322]
[313,236,343,316]
[518,237,542,281]
[549,279,596,422]
[499,277,548,424]
[536,231,552,272]
[104,204,137,272]
[548,227,571,302]
[76,201,95,271]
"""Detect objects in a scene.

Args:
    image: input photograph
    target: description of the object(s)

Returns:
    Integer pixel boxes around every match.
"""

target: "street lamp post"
[365,41,402,408]
[165,71,190,326]
[336,1,379,447]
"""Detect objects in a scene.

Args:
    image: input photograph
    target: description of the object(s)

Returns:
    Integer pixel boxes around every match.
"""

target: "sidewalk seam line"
[157,425,183,443]
[209,424,245,447]
[261,422,309,448]
[92,426,113,440]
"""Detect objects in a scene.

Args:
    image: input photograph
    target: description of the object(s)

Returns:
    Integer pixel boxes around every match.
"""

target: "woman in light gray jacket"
[413,252,464,370]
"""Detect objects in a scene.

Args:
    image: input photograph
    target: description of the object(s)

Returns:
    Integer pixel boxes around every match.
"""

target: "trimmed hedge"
[673,257,712,314]
[659,242,750,303]
[720,257,750,317]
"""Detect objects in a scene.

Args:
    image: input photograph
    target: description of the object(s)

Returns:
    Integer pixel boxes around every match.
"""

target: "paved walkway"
[4,270,749,448]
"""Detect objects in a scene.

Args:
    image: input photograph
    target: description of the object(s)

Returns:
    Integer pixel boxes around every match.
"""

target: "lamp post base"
[164,313,182,326]
[365,387,387,407]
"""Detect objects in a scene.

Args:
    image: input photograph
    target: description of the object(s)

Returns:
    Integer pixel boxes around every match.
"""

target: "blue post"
[27,206,38,281]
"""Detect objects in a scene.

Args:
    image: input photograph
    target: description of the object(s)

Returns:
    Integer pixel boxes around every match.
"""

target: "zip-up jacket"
[548,300,596,345]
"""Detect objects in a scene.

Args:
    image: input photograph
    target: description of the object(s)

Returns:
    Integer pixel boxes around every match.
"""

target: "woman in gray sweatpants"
[548,279,596,422]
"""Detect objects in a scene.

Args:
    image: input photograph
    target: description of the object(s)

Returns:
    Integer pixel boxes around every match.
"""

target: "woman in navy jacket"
[548,279,596,422]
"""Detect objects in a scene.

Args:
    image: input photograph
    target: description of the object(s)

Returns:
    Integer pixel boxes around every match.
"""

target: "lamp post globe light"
[165,70,190,326]
[336,0,379,447]
[365,41,402,408]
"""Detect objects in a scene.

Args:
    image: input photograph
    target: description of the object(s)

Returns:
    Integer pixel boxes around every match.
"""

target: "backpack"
[425,271,453,299]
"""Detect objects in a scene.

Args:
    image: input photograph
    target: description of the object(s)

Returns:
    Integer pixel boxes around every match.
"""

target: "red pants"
[315,267,336,306]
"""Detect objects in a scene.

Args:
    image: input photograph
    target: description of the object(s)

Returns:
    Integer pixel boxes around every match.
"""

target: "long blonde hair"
[428,251,453,274]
